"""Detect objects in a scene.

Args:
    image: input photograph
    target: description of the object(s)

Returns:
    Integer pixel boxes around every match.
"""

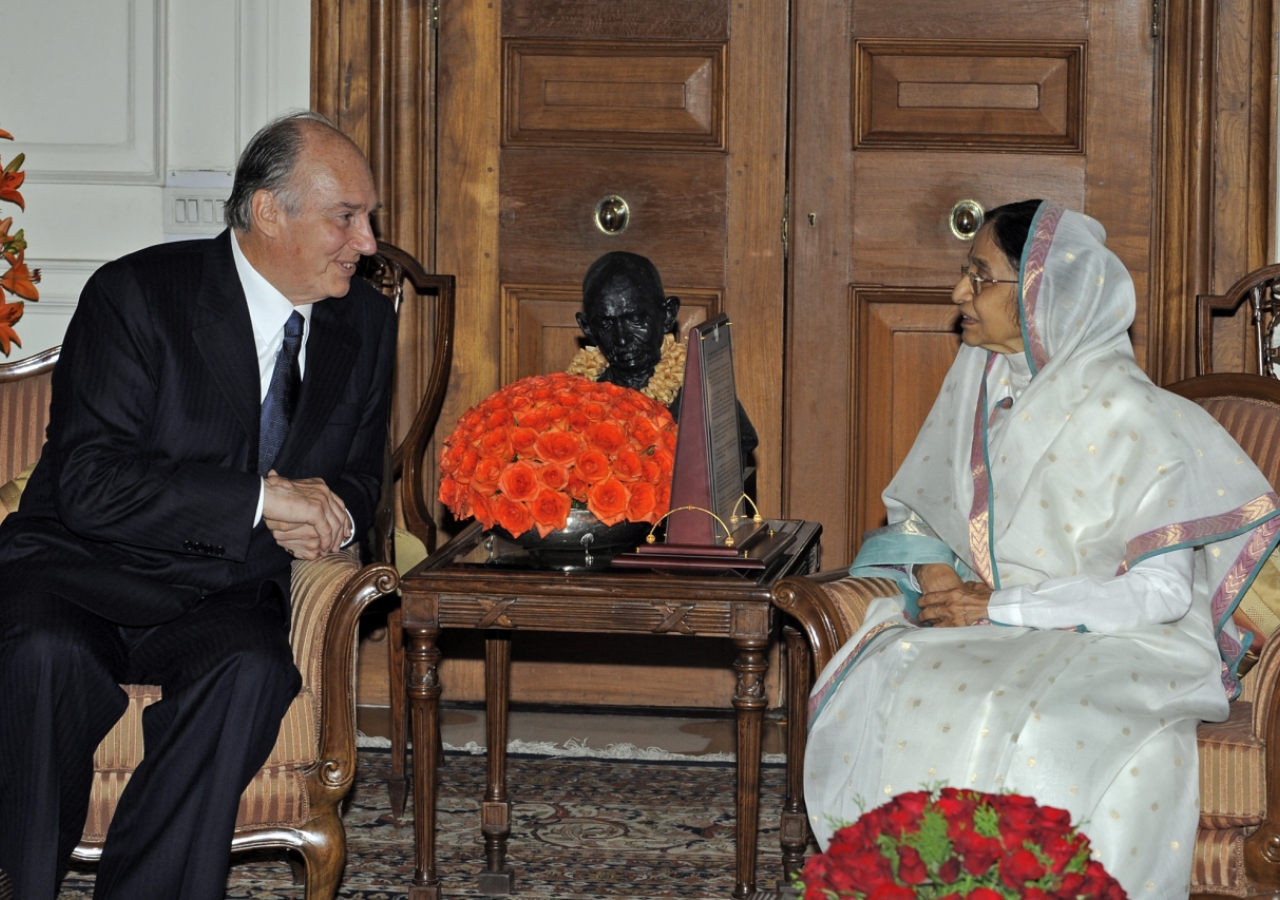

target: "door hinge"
[781,192,790,260]
[432,1,440,30]
[1151,0,1161,38]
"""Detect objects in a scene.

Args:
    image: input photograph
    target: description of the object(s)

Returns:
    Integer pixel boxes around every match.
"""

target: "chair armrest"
[288,550,398,798]
[807,566,856,584]
[1249,633,1280,748]
[1244,617,1280,874]
[773,573,898,674]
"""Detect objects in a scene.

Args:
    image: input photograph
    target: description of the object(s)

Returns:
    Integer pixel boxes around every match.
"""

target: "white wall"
[0,0,311,362]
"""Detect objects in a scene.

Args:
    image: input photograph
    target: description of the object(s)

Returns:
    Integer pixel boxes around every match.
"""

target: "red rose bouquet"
[801,788,1127,900]
[438,372,678,538]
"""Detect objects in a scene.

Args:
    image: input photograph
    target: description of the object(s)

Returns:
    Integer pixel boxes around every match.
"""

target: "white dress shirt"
[230,231,353,543]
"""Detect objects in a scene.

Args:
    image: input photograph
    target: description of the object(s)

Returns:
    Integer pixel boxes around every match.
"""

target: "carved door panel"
[785,0,1158,566]
[429,0,789,707]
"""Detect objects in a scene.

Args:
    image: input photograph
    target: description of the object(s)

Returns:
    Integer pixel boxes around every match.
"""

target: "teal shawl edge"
[849,531,976,619]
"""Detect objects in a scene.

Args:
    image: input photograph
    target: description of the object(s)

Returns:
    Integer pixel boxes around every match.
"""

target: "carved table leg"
[388,605,409,819]
[408,626,442,900]
[732,636,769,900]
[781,627,812,886]
[478,631,515,894]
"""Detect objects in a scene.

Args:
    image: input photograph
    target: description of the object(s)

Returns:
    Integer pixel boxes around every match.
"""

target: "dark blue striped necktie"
[257,310,304,476]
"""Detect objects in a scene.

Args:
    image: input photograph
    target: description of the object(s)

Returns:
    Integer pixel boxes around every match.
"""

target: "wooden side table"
[399,519,821,900]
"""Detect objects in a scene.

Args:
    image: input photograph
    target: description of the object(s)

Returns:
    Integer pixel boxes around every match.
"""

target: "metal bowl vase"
[491,508,650,571]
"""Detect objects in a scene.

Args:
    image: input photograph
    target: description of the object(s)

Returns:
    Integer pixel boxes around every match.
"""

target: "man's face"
[264,134,379,306]
[580,280,668,373]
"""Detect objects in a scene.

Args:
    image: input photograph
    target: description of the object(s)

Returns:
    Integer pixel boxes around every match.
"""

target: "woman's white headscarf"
[853,203,1280,697]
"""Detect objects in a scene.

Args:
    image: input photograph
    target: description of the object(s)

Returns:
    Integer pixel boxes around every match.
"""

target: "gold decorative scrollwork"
[646,505,736,546]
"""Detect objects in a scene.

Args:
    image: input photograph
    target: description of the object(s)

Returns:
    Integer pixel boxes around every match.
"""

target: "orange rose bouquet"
[438,372,678,539]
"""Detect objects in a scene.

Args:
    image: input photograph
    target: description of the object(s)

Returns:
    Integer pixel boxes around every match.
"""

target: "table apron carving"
[437,593,737,635]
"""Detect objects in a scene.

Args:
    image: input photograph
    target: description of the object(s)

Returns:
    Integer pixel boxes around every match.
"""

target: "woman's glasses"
[960,265,1018,297]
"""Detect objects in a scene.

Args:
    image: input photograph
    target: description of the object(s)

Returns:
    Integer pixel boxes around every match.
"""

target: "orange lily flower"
[0,298,23,356]
[0,168,24,210]
[1,250,40,301]
[0,126,11,141]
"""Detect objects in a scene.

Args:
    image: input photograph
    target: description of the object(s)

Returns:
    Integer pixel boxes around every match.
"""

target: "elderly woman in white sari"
[804,201,1280,897]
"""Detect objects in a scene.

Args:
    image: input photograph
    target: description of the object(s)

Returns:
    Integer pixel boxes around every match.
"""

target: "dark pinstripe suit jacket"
[0,231,398,626]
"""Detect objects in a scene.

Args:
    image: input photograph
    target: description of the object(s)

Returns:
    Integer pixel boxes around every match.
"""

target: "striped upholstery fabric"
[821,576,896,643]
[1198,396,1280,487]
[91,686,161,770]
[0,367,52,485]
[1197,702,1265,827]
[1191,826,1251,896]
[81,549,360,840]
[83,762,310,843]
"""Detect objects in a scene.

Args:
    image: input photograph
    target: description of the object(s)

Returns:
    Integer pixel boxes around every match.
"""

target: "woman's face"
[952,226,1025,355]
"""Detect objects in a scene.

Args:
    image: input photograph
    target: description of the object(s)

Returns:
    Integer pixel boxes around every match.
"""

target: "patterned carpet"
[58,748,793,899]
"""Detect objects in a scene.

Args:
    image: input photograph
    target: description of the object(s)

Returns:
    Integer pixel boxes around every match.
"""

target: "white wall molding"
[236,0,313,150]
[21,260,107,311]
[17,0,166,185]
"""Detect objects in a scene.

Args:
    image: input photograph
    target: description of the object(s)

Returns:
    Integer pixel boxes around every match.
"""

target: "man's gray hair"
[225,110,343,232]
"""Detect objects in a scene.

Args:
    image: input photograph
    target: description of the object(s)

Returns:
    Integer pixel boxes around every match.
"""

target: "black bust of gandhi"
[577,250,758,464]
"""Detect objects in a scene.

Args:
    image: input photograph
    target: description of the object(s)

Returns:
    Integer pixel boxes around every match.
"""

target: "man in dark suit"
[0,112,397,899]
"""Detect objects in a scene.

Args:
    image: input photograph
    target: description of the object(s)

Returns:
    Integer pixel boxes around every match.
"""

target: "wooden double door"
[316,0,1272,707]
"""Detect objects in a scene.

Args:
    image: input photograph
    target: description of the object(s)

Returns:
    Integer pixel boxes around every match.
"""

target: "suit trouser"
[0,586,301,900]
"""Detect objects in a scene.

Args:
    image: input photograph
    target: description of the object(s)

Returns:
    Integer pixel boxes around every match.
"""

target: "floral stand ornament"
[800,787,1127,900]
[438,371,677,570]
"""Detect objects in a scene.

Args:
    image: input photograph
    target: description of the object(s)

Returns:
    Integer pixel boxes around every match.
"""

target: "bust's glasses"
[960,265,1018,297]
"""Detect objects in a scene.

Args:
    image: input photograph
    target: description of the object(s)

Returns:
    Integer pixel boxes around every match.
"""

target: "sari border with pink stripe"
[966,356,999,587]
[1018,204,1063,374]
[1212,514,1280,697]
[808,619,912,726]
[1115,493,1280,574]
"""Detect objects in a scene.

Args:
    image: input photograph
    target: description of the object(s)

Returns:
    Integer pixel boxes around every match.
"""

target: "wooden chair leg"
[296,811,346,900]
[388,604,409,818]
[781,626,812,884]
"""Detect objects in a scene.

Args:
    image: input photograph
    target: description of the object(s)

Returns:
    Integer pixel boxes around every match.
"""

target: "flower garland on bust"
[566,332,686,407]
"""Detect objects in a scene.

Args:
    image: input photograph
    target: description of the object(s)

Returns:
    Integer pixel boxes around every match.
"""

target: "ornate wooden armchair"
[773,373,1280,897]
[355,242,456,817]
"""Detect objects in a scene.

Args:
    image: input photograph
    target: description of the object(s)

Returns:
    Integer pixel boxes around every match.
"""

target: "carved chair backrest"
[356,242,456,562]
[0,346,59,485]
[1195,264,1280,377]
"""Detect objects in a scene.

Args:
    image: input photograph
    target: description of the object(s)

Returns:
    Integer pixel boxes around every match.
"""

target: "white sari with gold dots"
[805,205,1280,898]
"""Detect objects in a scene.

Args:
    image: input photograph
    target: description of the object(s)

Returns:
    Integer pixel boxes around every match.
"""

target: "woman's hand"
[916,563,963,594]
[917,581,993,628]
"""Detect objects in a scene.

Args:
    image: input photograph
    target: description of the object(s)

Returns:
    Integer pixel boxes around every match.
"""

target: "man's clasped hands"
[262,471,352,559]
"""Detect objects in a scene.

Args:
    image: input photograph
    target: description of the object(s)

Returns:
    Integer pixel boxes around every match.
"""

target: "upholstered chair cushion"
[820,576,896,644]
[0,366,52,485]
[82,548,362,841]
[0,460,32,523]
